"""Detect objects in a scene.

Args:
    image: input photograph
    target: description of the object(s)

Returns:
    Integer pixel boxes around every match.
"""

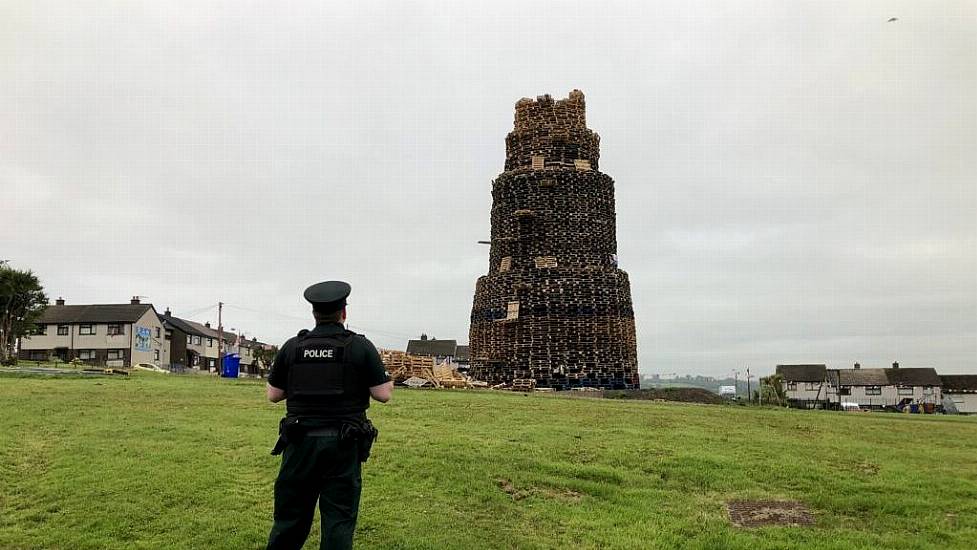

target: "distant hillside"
[640,374,755,396]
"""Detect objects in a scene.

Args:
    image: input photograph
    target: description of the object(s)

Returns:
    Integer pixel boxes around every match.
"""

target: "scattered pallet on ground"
[380,349,480,389]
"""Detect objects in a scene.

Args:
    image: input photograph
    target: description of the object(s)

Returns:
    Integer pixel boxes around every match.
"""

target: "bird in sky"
[887,17,899,22]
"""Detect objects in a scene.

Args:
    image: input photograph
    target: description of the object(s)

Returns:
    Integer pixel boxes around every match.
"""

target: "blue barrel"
[909,403,920,414]
[221,354,240,378]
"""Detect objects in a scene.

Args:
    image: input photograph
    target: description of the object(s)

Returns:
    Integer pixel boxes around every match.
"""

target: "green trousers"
[267,434,362,550]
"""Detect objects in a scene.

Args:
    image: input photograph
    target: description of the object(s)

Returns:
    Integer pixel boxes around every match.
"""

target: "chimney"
[854,362,860,370]
[205,322,211,328]
[164,308,171,317]
[130,296,140,304]
[892,361,899,369]
[55,297,65,306]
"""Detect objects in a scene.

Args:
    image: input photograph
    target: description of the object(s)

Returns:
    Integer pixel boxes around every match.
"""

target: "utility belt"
[270,416,379,462]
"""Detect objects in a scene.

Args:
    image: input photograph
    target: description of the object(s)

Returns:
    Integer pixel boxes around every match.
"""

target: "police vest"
[285,331,369,419]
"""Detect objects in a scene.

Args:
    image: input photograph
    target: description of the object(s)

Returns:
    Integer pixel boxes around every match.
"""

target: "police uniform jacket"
[268,322,389,422]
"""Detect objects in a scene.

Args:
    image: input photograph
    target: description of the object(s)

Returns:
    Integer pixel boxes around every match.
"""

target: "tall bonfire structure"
[469,90,639,390]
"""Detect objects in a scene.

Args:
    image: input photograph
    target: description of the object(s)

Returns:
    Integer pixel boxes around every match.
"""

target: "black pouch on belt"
[270,417,307,455]
[340,419,379,463]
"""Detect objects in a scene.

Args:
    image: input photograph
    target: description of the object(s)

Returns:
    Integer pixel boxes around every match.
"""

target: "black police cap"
[303,281,351,314]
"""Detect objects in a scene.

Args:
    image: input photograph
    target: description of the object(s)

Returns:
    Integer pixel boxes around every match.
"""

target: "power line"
[223,303,306,321]
[223,303,417,341]
[346,324,416,340]
[173,304,218,318]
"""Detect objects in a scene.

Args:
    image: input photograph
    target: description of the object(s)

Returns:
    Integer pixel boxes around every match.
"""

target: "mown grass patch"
[0,373,975,549]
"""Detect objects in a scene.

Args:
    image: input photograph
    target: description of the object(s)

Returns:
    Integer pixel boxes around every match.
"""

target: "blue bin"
[221,354,240,378]
[909,403,920,414]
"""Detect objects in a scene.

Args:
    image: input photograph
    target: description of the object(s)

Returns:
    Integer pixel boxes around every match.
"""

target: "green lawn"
[1,373,975,549]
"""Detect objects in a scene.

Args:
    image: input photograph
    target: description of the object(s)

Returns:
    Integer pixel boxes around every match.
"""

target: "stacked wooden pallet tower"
[468,90,639,391]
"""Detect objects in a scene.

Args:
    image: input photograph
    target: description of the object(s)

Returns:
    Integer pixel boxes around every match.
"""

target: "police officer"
[266,281,393,550]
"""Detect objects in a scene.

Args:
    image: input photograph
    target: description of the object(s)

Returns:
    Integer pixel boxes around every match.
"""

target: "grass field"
[1,372,975,549]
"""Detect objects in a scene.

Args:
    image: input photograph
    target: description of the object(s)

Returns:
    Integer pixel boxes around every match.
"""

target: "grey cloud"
[2,0,974,375]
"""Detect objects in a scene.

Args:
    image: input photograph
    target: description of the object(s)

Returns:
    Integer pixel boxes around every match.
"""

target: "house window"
[193,336,202,346]
[155,327,161,338]
[786,382,797,391]
[78,349,95,360]
[865,386,882,396]
[207,338,213,347]
[57,325,69,336]
[35,324,47,335]
[107,349,124,360]
[107,324,124,336]
[839,387,851,396]
[154,350,160,361]
[804,382,818,391]
[79,324,95,335]
[165,329,172,341]
[898,386,914,395]
[186,335,192,344]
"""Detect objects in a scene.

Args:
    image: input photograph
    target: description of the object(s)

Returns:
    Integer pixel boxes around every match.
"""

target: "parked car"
[133,363,169,374]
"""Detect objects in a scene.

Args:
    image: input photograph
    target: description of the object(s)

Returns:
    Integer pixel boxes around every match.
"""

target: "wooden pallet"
[380,350,477,388]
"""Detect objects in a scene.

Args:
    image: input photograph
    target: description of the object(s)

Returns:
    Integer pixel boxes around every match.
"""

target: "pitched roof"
[941,375,977,393]
[775,364,826,382]
[163,314,260,345]
[162,315,208,337]
[838,368,889,386]
[837,367,941,386]
[37,304,157,325]
[885,367,941,386]
[183,319,239,342]
[406,339,457,357]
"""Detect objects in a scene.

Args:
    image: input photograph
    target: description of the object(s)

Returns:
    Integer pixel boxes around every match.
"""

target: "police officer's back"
[266,281,392,550]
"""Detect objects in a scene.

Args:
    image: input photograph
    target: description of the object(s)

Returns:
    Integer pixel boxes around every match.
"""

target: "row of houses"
[777,363,977,413]
[18,297,273,375]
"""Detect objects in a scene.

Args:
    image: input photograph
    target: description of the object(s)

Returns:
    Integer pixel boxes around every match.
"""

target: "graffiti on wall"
[135,326,152,352]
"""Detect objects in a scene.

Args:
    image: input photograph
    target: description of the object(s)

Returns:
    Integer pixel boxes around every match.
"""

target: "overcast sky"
[2,1,974,377]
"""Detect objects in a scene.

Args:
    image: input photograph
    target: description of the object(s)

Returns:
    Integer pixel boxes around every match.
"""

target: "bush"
[0,356,17,366]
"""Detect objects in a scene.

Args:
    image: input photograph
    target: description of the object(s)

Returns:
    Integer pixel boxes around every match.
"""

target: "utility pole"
[759,373,763,406]
[732,369,740,400]
[746,367,752,404]
[217,301,223,376]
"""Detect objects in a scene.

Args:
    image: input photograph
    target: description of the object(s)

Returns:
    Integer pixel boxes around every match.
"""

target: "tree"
[759,374,785,406]
[0,265,48,363]
[253,345,279,375]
